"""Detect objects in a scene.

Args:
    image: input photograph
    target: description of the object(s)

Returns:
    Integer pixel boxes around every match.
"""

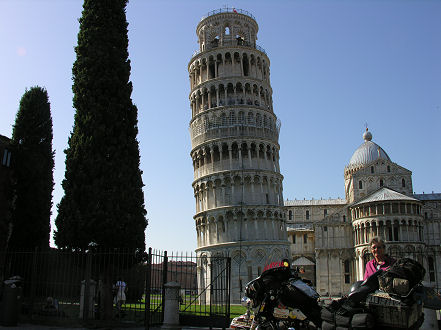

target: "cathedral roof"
[285,198,346,206]
[287,223,314,231]
[413,193,441,201]
[348,129,391,167]
[353,187,419,206]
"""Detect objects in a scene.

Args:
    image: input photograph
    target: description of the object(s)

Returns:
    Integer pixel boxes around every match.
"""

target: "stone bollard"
[162,281,181,330]
[79,279,96,319]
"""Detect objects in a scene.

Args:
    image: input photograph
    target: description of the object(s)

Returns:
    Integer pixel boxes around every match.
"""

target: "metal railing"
[190,126,280,149]
[191,42,267,60]
[200,8,256,21]
[0,248,148,326]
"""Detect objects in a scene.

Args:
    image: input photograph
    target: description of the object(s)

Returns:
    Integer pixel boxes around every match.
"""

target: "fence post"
[226,257,231,321]
[29,247,39,315]
[0,250,6,286]
[209,258,212,316]
[162,251,168,323]
[144,247,152,330]
[81,252,92,320]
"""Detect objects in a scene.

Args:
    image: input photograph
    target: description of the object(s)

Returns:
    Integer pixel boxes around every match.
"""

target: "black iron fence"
[0,248,147,327]
[0,248,232,328]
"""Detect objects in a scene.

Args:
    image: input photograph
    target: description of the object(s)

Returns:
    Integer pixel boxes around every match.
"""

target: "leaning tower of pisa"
[188,8,289,302]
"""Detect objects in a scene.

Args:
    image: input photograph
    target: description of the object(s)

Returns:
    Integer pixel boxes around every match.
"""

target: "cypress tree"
[9,86,54,249]
[55,0,147,251]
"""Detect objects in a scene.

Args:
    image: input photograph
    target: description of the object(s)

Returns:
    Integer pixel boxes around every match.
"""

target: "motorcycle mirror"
[241,296,250,307]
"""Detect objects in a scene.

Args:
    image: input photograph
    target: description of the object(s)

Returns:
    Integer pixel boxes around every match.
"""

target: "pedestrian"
[114,277,127,313]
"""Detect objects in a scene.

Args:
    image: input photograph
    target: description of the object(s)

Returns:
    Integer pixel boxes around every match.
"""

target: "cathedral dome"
[348,129,391,166]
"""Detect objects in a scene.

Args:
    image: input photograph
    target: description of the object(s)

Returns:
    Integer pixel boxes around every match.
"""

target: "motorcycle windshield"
[290,279,319,299]
[263,260,290,272]
[245,259,291,305]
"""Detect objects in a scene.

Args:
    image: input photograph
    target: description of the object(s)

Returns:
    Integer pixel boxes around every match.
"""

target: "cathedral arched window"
[344,259,351,284]
[402,178,406,187]
[387,165,390,172]
[387,225,392,241]
[393,221,399,241]
[306,210,310,220]
[371,166,374,174]
[288,210,293,220]
[363,253,371,275]
[380,179,384,187]
[248,265,253,281]
[359,181,363,189]
[221,113,227,126]
[225,26,230,35]
[236,35,244,46]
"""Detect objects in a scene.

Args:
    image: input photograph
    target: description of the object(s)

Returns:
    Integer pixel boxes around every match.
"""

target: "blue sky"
[1,0,440,252]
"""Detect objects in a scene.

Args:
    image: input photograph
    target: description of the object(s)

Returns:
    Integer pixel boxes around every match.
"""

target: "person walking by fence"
[113,278,127,315]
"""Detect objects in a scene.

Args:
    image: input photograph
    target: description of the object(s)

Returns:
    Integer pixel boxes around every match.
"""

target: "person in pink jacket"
[364,236,396,281]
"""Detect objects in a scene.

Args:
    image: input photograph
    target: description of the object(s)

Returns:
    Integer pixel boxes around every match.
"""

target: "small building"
[0,134,13,250]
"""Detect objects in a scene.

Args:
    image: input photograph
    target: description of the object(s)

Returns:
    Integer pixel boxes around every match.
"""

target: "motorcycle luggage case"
[365,292,422,328]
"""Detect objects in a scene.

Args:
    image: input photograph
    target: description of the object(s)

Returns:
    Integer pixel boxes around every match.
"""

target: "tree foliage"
[55,0,147,252]
[9,86,54,249]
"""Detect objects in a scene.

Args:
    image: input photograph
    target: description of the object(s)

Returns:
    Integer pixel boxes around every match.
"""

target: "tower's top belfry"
[196,8,259,54]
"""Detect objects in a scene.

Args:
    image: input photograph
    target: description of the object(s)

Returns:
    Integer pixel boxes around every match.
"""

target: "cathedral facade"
[285,129,441,296]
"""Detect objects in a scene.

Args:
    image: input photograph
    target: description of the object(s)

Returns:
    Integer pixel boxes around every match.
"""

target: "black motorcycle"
[242,261,322,330]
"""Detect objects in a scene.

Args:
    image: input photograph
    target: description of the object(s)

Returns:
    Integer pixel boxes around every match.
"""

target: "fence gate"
[145,248,231,329]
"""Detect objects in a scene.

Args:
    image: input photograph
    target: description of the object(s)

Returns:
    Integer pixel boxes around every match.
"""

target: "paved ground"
[0,327,209,330]
[0,325,228,330]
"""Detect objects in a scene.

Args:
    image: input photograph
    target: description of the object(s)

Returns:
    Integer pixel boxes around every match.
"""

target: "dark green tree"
[9,86,54,249]
[55,0,147,252]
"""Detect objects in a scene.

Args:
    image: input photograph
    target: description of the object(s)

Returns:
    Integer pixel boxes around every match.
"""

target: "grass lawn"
[116,293,248,320]
[121,302,247,319]
[229,305,248,318]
